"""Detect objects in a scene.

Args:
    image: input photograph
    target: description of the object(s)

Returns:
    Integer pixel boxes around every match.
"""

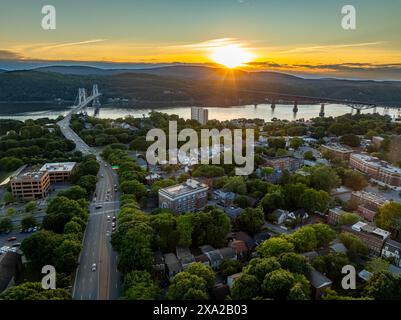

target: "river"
[0,103,399,122]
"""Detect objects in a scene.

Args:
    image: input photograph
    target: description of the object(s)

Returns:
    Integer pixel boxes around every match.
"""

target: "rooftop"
[351,221,390,239]
[159,179,208,199]
[12,169,48,182]
[322,143,353,153]
[352,190,388,205]
[351,153,401,175]
[40,162,76,173]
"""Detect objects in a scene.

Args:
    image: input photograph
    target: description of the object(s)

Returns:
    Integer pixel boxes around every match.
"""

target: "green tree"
[77,175,97,194]
[366,257,390,273]
[114,223,154,273]
[124,271,160,300]
[261,269,296,300]
[339,232,368,257]
[223,176,247,195]
[340,134,361,147]
[364,271,401,300]
[0,282,71,300]
[244,257,281,282]
[3,192,14,204]
[53,239,82,274]
[303,150,315,161]
[310,166,341,192]
[176,214,193,247]
[0,217,12,233]
[25,201,37,213]
[58,185,88,200]
[310,223,336,248]
[278,253,311,276]
[185,263,215,289]
[342,170,368,191]
[376,202,401,234]
[288,226,318,253]
[339,212,360,226]
[220,259,243,279]
[230,274,260,300]
[120,179,147,199]
[299,188,329,213]
[167,273,208,300]
[257,237,294,258]
[236,207,265,235]
[290,137,303,150]
[20,215,37,230]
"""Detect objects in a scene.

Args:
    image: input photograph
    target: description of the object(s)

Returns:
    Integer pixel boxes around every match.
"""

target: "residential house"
[176,247,195,270]
[219,247,237,261]
[163,253,182,281]
[214,189,236,206]
[269,209,289,225]
[228,240,248,261]
[288,209,309,221]
[309,268,333,299]
[381,239,401,267]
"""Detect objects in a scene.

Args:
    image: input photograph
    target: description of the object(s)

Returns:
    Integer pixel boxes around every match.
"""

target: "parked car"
[7,236,17,241]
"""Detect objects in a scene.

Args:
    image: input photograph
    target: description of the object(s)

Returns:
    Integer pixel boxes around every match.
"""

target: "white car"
[91,263,97,271]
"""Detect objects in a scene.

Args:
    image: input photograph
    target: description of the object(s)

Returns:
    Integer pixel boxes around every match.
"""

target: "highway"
[58,112,123,300]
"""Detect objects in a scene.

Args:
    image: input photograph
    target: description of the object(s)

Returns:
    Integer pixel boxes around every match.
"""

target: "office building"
[39,162,77,183]
[158,179,209,214]
[191,107,209,125]
[10,170,50,200]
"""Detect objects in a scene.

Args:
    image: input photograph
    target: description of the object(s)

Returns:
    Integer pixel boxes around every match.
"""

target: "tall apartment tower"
[191,107,209,125]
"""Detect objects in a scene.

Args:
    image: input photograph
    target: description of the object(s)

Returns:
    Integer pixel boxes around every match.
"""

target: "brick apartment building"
[351,191,388,222]
[39,162,76,183]
[159,179,209,214]
[320,143,354,161]
[328,207,347,225]
[263,155,301,171]
[11,170,50,200]
[343,221,391,256]
[349,153,401,190]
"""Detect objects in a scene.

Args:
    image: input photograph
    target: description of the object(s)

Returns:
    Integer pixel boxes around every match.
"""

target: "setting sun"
[211,45,254,68]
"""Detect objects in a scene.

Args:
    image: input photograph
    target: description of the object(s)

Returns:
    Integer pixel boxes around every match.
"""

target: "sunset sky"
[1,0,401,79]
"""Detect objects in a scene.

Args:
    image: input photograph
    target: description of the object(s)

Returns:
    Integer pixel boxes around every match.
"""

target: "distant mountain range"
[0,65,400,108]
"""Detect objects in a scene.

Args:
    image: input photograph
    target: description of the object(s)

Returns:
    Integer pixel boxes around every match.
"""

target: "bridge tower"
[92,84,101,116]
[319,104,325,118]
[78,88,87,105]
[293,101,298,113]
[271,99,276,110]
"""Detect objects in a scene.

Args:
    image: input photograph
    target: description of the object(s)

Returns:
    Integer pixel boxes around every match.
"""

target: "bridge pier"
[92,84,101,116]
[319,104,325,117]
[293,101,298,113]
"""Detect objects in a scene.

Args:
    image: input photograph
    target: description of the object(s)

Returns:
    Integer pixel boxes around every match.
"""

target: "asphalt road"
[58,115,122,300]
